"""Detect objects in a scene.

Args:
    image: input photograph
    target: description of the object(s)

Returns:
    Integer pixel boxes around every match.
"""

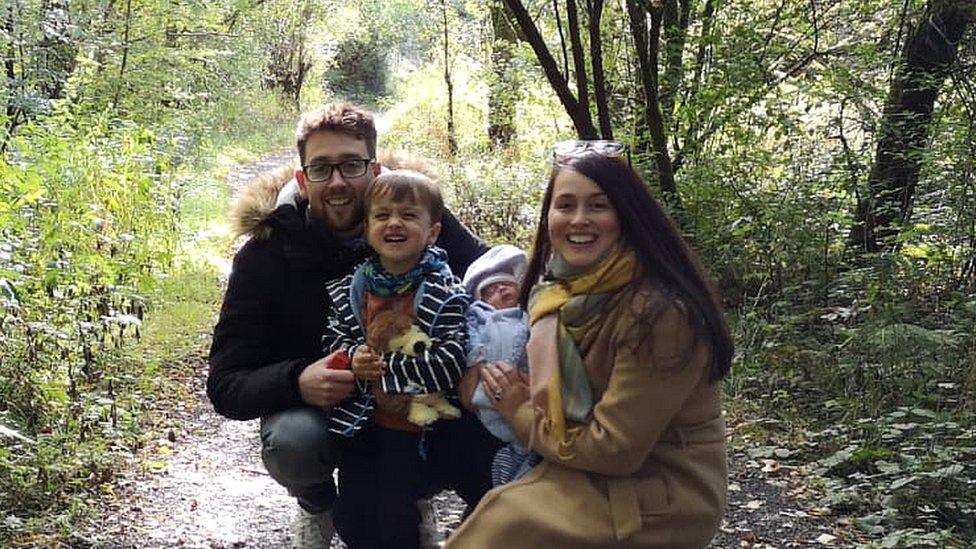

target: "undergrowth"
[0,90,291,545]
[728,259,976,548]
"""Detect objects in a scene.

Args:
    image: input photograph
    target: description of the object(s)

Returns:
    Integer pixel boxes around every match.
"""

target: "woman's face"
[547,169,621,270]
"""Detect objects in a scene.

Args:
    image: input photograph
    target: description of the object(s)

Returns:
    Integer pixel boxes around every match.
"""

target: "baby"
[462,245,539,485]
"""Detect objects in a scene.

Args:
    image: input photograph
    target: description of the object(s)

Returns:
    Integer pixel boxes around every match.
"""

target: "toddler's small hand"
[352,345,386,381]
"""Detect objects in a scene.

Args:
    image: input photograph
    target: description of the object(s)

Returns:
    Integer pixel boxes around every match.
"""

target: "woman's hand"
[480,361,530,420]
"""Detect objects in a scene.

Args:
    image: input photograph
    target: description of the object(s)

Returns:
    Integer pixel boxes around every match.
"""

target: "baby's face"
[481,281,519,309]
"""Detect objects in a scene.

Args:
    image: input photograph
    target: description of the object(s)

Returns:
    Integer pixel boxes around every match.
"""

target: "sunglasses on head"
[552,139,629,166]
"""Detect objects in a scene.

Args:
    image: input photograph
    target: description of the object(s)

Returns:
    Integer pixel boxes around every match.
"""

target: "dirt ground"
[75,151,856,548]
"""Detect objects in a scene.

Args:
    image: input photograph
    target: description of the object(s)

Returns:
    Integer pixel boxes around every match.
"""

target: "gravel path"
[78,151,857,549]
[225,149,295,192]
[77,376,295,548]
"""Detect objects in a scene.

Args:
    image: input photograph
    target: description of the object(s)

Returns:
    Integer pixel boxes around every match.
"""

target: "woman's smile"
[547,169,621,269]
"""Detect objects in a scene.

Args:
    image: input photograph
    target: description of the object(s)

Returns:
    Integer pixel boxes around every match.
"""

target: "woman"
[446,142,732,548]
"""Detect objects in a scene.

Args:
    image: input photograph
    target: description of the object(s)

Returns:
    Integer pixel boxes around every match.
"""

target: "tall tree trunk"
[2,3,21,152]
[626,3,652,170]
[660,0,692,132]
[626,0,680,208]
[488,0,518,146]
[442,0,458,156]
[849,0,975,252]
[503,0,598,138]
[586,0,612,138]
[111,0,133,111]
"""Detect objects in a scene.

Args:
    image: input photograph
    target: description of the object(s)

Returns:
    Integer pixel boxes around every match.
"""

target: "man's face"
[296,130,378,238]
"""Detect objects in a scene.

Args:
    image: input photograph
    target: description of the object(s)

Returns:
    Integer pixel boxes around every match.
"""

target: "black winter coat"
[207,176,487,420]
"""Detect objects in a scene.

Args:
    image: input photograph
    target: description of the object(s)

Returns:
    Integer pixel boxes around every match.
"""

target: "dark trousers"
[259,407,337,513]
[426,408,505,510]
[334,424,430,549]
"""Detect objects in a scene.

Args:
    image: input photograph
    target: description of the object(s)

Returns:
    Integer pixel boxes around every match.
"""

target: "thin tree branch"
[111,0,133,111]
[442,0,457,155]
[503,0,597,137]
[587,0,612,138]
[553,0,570,78]
[626,0,679,206]
[566,0,590,113]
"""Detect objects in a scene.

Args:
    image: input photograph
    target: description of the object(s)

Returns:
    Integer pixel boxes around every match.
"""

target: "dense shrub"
[324,37,390,103]
[0,84,292,541]
[0,111,178,519]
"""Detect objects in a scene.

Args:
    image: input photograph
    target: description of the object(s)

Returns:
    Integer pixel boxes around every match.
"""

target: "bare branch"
[566,0,590,112]
[587,0,612,138]
[553,0,570,78]
[503,0,598,137]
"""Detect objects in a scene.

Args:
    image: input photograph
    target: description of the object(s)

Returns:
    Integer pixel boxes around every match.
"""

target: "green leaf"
[929,464,964,478]
[889,476,916,490]
[910,407,937,419]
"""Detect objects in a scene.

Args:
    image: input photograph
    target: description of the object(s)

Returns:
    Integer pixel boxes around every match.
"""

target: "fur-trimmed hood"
[228,161,299,240]
[227,149,442,240]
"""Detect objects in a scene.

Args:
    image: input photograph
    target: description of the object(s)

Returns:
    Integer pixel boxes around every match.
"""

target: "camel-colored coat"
[446,283,727,548]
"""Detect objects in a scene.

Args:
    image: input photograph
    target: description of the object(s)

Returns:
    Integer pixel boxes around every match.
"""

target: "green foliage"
[729,272,976,542]
[1,2,293,541]
[324,37,390,104]
[807,407,976,545]
[0,111,178,530]
[3,0,974,546]
[446,154,545,248]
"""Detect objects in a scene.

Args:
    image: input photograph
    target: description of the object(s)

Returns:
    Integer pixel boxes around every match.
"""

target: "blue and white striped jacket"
[323,263,470,436]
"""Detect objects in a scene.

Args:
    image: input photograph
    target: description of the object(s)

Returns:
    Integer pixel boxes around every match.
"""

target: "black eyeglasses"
[302,158,374,182]
[552,140,629,166]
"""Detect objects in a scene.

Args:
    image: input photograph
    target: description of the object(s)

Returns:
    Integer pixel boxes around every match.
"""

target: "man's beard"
[324,202,364,236]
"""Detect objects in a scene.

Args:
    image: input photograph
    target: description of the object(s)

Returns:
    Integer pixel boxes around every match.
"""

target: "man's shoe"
[418,498,444,549]
[292,507,335,549]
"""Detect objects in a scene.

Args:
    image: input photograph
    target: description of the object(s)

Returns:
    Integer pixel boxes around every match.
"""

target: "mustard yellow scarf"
[527,244,638,459]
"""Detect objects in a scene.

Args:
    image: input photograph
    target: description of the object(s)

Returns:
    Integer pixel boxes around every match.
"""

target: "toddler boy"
[322,169,469,549]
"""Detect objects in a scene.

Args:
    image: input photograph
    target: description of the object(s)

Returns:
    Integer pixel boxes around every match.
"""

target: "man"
[207,102,497,547]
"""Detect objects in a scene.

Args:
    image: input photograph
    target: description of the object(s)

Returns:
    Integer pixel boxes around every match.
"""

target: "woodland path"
[77,152,856,548]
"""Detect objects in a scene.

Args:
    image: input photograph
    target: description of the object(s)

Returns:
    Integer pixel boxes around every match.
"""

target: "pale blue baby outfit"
[465,300,540,485]
[467,301,529,441]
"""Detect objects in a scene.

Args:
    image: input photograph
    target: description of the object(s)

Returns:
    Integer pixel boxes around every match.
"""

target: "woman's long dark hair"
[520,153,733,381]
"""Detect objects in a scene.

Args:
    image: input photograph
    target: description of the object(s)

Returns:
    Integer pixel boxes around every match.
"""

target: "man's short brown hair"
[295,102,377,165]
[364,170,444,224]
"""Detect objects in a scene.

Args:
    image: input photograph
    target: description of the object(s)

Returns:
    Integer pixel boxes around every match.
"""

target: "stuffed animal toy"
[367,310,461,427]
